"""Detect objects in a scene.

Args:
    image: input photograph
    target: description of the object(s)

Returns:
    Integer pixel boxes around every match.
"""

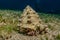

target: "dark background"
[0,0,60,13]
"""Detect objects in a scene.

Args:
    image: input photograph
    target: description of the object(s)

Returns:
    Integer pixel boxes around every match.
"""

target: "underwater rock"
[18,5,49,36]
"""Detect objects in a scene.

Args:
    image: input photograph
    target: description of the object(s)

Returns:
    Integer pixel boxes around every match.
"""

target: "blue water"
[0,0,60,13]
